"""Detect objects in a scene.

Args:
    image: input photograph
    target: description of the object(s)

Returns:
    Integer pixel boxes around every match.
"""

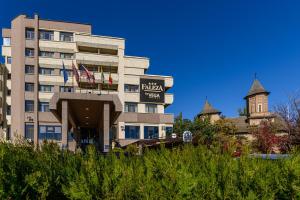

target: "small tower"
[244,78,273,125]
[198,99,221,124]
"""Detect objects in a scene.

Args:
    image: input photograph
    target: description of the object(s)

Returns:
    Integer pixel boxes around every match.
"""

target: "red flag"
[79,65,92,81]
[72,62,80,83]
[109,72,113,85]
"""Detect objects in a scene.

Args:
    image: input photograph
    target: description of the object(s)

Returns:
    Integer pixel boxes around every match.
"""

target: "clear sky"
[1,0,300,119]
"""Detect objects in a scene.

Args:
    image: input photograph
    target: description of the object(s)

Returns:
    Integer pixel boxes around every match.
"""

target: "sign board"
[183,131,193,143]
[140,78,165,103]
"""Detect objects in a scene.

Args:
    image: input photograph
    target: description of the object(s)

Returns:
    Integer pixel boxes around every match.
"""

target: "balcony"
[1,46,11,56]
[39,40,76,53]
[75,34,124,49]
[165,93,174,105]
[76,52,118,66]
[124,56,149,69]
[39,57,73,67]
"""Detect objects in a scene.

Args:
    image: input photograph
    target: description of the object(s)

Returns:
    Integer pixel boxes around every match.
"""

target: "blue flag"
[62,61,68,84]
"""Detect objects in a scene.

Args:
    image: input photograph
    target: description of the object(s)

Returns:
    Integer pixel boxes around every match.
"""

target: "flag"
[109,71,113,85]
[79,64,92,81]
[72,61,79,83]
[101,67,105,84]
[62,61,68,84]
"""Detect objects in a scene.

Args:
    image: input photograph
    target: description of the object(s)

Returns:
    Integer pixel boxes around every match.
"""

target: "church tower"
[244,78,273,125]
[197,99,221,124]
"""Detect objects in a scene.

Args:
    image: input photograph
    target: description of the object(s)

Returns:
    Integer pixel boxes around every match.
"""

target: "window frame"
[25,100,34,112]
[124,102,138,113]
[25,82,34,92]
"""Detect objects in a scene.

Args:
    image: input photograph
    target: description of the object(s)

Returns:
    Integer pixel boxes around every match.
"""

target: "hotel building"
[1,14,174,152]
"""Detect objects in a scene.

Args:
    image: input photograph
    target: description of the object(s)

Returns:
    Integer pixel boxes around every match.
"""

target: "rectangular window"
[124,84,139,93]
[3,37,11,46]
[60,32,73,42]
[25,123,34,140]
[146,104,157,113]
[6,57,12,64]
[25,65,34,74]
[25,28,35,40]
[60,69,72,76]
[39,51,54,58]
[125,102,138,112]
[7,73,11,80]
[39,30,54,41]
[166,127,173,137]
[7,90,11,96]
[125,125,140,139]
[7,105,11,115]
[39,102,49,112]
[25,48,34,57]
[39,125,62,141]
[144,126,159,139]
[60,53,74,59]
[39,67,54,75]
[25,82,34,92]
[25,100,34,112]
[258,104,262,113]
[39,85,54,92]
[60,86,74,93]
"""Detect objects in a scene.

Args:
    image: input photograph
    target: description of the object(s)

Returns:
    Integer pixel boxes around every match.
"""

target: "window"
[25,100,34,112]
[125,125,140,139]
[146,104,157,113]
[25,123,34,140]
[144,126,159,139]
[39,102,49,112]
[124,84,139,92]
[125,102,138,112]
[60,32,73,42]
[25,48,34,57]
[7,73,11,80]
[25,82,34,92]
[39,51,54,58]
[60,53,74,59]
[39,67,54,75]
[6,105,11,115]
[39,85,54,92]
[60,69,72,76]
[3,37,11,46]
[258,104,262,113]
[166,127,173,137]
[39,30,54,40]
[25,28,35,40]
[25,65,34,74]
[7,57,12,64]
[60,86,74,93]
[39,125,62,141]
[7,90,11,96]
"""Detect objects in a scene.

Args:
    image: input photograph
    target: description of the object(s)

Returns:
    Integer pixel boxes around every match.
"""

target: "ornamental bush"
[0,142,299,199]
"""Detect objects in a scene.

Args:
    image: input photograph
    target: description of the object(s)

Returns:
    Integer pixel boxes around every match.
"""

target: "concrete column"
[62,100,68,149]
[103,103,110,152]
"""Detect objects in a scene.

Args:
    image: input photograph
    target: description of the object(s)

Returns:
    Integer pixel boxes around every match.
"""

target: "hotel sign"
[140,78,165,103]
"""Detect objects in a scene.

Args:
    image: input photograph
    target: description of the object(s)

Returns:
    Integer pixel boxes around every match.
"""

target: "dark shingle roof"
[198,100,221,116]
[244,79,270,99]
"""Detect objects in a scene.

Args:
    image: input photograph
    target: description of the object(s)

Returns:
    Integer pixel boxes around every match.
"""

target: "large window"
[25,123,34,140]
[25,28,35,40]
[25,100,34,112]
[39,67,54,75]
[3,37,11,46]
[25,65,34,74]
[25,48,34,57]
[146,104,157,113]
[39,102,49,112]
[39,85,54,92]
[60,53,74,59]
[6,57,12,64]
[39,30,54,41]
[125,125,140,139]
[60,86,74,93]
[124,84,139,93]
[125,102,138,112]
[60,32,73,42]
[39,125,62,141]
[39,51,54,58]
[25,82,34,92]
[166,127,173,137]
[144,126,159,139]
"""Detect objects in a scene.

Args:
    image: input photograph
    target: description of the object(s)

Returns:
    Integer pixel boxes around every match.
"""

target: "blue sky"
[1,0,300,119]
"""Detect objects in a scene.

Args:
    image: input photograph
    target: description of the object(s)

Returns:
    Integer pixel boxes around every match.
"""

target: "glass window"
[25,82,34,92]
[25,48,34,57]
[39,102,49,112]
[60,53,74,59]
[60,86,74,93]
[144,126,159,139]
[39,125,62,141]
[146,104,157,113]
[60,69,72,76]
[39,30,54,41]
[25,65,34,74]
[7,57,12,64]
[60,32,73,42]
[7,90,11,96]
[3,37,11,46]
[125,125,140,139]
[258,104,262,113]
[39,67,54,75]
[7,105,11,115]
[25,123,34,140]
[7,73,11,80]
[166,127,173,137]
[125,102,138,112]
[124,84,139,92]
[25,28,35,40]
[25,100,34,112]
[39,85,54,92]
[39,51,54,58]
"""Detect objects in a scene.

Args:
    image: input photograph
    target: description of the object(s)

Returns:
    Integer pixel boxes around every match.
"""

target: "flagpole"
[72,60,74,93]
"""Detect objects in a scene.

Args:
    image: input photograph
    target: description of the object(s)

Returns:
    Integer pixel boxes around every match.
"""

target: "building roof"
[244,79,270,99]
[227,116,250,133]
[198,100,221,116]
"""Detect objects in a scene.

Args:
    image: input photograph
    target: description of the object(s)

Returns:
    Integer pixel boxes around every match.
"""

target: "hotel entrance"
[79,127,98,150]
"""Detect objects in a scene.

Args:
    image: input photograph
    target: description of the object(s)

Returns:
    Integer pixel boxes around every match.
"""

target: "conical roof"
[198,100,221,116]
[244,79,269,99]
